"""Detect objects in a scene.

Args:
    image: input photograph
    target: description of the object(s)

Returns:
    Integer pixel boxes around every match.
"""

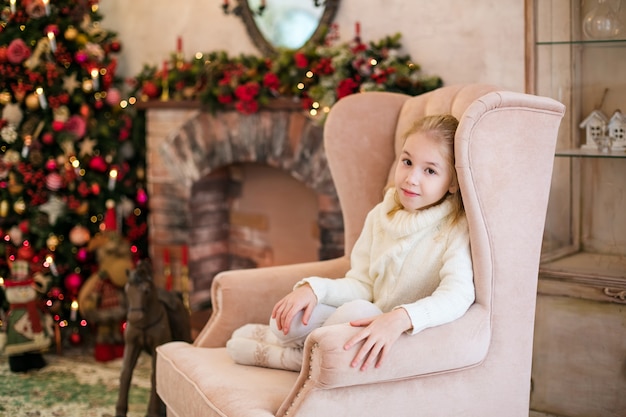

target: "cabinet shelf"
[555,148,626,158]
[536,38,626,46]
[539,251,626,290]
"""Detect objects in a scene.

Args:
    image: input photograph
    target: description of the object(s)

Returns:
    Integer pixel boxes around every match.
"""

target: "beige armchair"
[156,84,565,417]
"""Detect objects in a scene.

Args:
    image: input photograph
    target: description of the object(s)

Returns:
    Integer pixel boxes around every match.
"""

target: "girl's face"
[394,131,457,211]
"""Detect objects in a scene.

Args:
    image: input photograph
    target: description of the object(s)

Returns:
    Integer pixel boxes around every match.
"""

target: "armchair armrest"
[278,304,490,415]
[194,257,351,347]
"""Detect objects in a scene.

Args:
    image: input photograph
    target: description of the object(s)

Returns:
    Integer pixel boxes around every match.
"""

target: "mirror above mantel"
[225,0,340,55]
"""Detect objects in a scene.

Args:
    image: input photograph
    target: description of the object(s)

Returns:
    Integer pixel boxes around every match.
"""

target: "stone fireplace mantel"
[143,102,344,309]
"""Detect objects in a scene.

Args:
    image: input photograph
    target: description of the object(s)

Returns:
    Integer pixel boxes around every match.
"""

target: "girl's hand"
[344,308,412,371]
[271,284,317,334]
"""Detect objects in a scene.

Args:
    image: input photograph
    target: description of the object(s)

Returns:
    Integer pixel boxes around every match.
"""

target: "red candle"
[355,21,361,37]
[163,248,170,265]
[162,60,168,80]
[177,36,183,53]
[181,245,188,267]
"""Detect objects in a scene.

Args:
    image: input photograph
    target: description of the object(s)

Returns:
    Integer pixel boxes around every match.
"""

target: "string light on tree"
[47,31,57,53]
[35,87,47,109]
[108,168,118,190]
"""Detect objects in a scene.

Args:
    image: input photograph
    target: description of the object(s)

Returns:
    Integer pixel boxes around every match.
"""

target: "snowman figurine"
[0,259,54,372]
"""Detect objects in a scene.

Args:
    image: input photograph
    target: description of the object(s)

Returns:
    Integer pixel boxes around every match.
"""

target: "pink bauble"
[64,273,83,294]
[136,188,148,205]
[105,88,122,107]
[46,172,63,191]
[69,225,90,246]
[74,51,88,64]
[76,247,89,263]
[45,159,57,171]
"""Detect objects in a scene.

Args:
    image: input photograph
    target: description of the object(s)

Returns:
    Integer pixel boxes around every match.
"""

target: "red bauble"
[109,40,122,53]
[42,132,55,145]
[141,81,160,99]
[88,155,108,172]
[69,330,82,345]
[17,245,35,261]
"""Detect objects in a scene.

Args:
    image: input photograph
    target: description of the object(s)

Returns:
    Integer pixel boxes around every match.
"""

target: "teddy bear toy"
[0,259,54,372]
[78,231,134,362]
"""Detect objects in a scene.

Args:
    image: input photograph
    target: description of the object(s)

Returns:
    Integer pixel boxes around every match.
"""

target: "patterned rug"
[0,349,151,417]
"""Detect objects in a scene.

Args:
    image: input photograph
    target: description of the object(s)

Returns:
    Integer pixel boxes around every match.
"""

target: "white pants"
[269,299,383,348]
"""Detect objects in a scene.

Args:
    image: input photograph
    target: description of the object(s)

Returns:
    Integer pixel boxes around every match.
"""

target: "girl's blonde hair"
[387,114,464,225]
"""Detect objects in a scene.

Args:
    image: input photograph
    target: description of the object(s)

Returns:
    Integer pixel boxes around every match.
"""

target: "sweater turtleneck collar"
[377,188,455,239]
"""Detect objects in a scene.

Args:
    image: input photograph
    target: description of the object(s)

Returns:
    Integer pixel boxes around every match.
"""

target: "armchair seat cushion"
[156,342,298,417]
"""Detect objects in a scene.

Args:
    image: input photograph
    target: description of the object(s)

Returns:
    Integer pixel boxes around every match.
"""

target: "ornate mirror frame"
[235,0,340,56]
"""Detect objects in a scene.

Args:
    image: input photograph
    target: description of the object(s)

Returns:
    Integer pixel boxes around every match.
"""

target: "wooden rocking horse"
[115,259,192,417]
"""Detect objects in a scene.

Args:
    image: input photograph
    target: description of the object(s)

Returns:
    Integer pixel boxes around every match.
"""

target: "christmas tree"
[0,0,148,344]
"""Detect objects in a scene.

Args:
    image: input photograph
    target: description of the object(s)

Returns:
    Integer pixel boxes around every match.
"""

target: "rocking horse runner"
[115,259,192,417]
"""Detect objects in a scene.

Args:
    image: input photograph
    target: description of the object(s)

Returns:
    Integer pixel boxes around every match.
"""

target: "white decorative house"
[579,109,609,150]
[608,110,626,151]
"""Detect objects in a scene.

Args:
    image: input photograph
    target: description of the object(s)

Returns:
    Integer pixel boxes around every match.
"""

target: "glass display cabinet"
[528,1,626,416]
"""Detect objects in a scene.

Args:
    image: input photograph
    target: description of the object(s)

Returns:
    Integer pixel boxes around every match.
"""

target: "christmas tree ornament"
[41,132,55,145]
[0,91,12,105]
[53,105,70,123]
[62,72,81,94]
[69,225,91,246]
[38,195,66,225]
[45,172,63,191]
[60,140,75,156]
[103,199,117,231]
[46,234,59,251]
[82,78,94,93]
[17,245,35,261]
[45,159,58,171]
[64,26,78,41]
[136,188,148,206]
[25,93,40,110]
[69,329,82,345]
[88,154,108,172]
[76,247,89,263]
[105,87,121,106]
[1,103,24,126]
[78,136,97,156]
[1,125,18,143]
[13,198,26,215]
[7,172,24,195]
[8,226,24,246]
[64,272,82,295]
[0,200,9,217]
[74,201,89,215]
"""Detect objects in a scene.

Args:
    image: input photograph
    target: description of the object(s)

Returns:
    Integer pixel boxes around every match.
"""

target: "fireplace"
[143,103,344,310]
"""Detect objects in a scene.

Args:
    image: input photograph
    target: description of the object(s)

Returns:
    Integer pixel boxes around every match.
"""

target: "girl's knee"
[324,300,382,326]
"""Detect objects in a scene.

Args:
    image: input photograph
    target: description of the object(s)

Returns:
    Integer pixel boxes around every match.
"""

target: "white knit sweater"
[301,188,475,335]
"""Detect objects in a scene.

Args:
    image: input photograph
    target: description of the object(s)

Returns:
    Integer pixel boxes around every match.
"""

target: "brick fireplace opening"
[145,104,344,310]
